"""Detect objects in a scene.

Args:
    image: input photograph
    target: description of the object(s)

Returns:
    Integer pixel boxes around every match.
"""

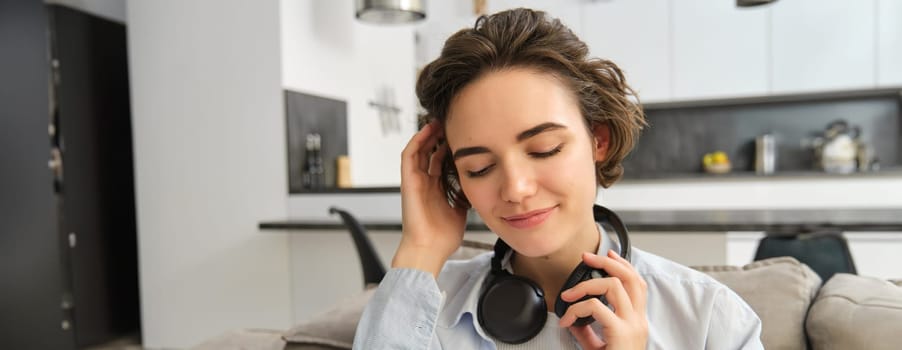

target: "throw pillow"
[283,288,375,350]
[806,273,902,350]
[693,257,822,350]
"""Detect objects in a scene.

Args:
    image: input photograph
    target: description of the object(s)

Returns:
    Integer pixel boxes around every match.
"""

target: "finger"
[427,143,448,177]
[582,251,647,314]
[606,250,649,314]
[558,296,618,329]
[560,276,634,318]
[417,127,444,173]
[401,122,436,174]
[568,324,606,349]
[416,128,441,173]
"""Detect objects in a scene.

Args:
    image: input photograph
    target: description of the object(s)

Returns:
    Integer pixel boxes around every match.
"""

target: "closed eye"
[465,145,563,178]
[530,145,563,158]
[466,164,495,178]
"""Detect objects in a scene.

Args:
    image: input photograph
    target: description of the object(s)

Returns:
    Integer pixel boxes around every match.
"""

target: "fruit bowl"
[703,151,731,174]
[704,162,731,174]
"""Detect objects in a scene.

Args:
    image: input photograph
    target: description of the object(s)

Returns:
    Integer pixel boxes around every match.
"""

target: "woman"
[354,8,763,349]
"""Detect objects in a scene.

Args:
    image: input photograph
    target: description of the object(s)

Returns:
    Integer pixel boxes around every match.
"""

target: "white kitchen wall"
[128,0,291,348]
[280,0,417,188]
[413,0,476,69]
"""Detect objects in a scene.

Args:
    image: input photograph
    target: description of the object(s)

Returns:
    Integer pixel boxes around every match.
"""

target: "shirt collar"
[437,223,620,336]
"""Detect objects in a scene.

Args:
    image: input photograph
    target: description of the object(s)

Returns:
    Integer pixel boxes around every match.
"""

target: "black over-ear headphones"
[476,205,632,344]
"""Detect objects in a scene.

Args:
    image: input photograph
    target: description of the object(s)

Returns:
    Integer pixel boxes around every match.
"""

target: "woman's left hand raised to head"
[558,250,649,350]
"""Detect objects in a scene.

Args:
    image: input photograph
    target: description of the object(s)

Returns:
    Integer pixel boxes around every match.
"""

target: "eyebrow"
[516,122,565,142]
[452,122,566,160]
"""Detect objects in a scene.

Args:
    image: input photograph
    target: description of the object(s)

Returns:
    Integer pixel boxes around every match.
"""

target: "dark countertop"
[260,207,902,233]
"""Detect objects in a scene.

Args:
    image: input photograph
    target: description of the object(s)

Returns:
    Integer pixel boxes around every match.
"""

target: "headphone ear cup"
[554,262,609,326]
[477,274,547,344]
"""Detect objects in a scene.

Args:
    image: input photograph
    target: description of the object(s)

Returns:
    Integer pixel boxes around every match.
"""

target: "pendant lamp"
[356,0,426,24]
[737,0,777,7]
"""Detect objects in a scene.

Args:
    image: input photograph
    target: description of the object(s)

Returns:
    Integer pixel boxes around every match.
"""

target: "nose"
[499,161,537,204]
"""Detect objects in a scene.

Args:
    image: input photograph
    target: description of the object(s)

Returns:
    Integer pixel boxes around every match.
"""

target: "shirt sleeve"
[705,286,765,350]
[352,268,445,350]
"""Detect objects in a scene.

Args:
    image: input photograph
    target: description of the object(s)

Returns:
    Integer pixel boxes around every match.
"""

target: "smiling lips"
[502,206,556,229]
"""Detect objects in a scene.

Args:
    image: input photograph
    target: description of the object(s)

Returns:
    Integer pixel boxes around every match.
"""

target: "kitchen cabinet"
[671,1,769,100]
[417,0,583,70]
[878,0,902,87]
[770,0,877,93]
[581,0,671,102]
[415,0,900,106]
[486,0,583,37]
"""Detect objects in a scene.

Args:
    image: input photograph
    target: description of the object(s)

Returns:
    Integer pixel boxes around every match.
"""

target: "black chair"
[754,229,857,283]
[329,207,387,286]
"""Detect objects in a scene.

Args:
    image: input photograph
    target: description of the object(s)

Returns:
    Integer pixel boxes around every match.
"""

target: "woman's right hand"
[393,121,468,279]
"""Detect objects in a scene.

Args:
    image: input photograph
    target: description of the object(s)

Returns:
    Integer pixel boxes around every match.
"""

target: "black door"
[48,4,141,347]
[0,0,75,348]
[0,2,140,348]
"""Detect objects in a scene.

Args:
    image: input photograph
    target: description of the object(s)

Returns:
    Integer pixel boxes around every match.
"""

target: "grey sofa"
[194,245,902,350]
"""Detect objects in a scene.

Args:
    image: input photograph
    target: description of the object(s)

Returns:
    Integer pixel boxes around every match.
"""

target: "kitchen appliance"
[755,133,776,175]
[813,120,860,174]
[856,143,874,172]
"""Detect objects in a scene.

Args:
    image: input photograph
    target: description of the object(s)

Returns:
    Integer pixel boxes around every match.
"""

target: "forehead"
[445,68,583,146]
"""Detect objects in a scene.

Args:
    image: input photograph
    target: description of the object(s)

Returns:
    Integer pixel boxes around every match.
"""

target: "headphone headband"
[490,238,510,273]
[479,204,633,343]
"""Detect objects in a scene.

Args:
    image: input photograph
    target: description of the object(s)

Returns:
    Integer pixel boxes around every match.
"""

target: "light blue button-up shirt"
[354,228,764,349]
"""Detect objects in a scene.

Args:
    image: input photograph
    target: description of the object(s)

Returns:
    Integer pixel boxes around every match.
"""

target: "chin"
[497,229,567,258]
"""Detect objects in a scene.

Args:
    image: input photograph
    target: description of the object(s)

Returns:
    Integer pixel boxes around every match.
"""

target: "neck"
[510,219,601,312]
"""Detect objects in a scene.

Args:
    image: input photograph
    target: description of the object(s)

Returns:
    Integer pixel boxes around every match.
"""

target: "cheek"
[541,148,598,191]
[459,179,497,219]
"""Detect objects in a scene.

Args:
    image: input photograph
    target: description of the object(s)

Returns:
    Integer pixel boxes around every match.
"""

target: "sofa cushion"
[282,240,491,350]
[192,329,286,350]
[448,239,493,260]
[693,257,822,350]
[806,273,902,350]
[282,288,375,350]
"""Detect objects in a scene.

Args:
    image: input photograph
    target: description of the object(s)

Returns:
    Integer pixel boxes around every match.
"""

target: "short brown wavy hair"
[416,8,646,209]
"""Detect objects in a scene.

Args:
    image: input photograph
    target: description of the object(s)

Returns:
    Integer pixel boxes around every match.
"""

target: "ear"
[592,123,611,162]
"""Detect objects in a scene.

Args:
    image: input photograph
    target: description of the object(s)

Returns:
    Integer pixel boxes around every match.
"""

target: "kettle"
[812,120,859,174]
